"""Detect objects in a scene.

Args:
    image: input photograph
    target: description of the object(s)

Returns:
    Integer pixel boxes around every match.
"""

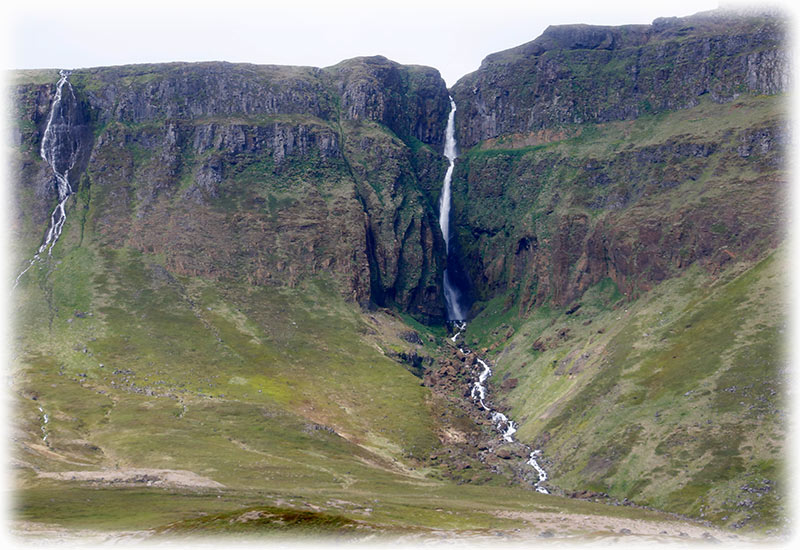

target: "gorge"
[8,6,789,542]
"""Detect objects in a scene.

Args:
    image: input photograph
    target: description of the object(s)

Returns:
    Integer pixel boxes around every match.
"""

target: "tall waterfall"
[438,97,467,321]
[439,100,549,490]
[14,70,78,288]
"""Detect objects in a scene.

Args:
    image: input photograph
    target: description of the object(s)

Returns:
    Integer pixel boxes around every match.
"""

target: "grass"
[463,248,787,531]
[8,65,787,539]
[14,469,702,537]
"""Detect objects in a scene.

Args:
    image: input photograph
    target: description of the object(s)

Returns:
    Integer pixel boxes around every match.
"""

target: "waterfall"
[438,97,467,321]
[14,70,78,288]
[438,101,548,491]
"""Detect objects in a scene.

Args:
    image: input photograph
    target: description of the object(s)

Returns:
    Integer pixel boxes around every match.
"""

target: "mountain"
[446,8,788,530]
[7,7,789,541]
[11,57,451,320]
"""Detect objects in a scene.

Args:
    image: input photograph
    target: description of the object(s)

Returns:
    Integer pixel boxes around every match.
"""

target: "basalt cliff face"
[8,7,791,536]
[11,11,788,321]
[452,10,788,149]
[12,57,451,319]
[448,9,788,313]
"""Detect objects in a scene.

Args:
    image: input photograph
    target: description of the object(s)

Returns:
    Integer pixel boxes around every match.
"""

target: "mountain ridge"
[8,6,790,539]
[451,8,788,149]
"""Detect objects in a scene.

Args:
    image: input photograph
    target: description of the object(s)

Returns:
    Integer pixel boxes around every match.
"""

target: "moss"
[158,506,366,536]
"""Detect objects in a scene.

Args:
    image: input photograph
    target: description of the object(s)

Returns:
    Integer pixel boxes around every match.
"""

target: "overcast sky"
[3,0,754,86]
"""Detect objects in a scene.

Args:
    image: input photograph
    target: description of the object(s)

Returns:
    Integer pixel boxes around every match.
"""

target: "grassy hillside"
[11,201,741,541]
[463,247,787,531]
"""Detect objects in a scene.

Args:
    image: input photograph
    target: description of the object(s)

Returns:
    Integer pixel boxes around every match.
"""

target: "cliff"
[447,9,788,313]
[451,9,788,149]
[11,58,451,320]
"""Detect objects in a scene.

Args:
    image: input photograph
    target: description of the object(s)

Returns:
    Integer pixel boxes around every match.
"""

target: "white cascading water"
[14,70,77,289]
[450,321,466,343]
[38,406,49,442]
[460,343,549,494]
[438,97,466,321]
[439,99,548,493]
[439,97,549,494]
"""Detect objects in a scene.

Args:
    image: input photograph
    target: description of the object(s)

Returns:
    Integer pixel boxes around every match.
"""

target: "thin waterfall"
[14,70,78,288]
[438,97,466,321]
[439,96,548,493]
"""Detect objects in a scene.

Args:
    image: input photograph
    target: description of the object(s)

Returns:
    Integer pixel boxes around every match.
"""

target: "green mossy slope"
[464,248,787,531]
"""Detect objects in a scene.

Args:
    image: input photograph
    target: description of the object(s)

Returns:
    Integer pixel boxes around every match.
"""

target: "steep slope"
[446,8,788,531]
[11,58,450,320]
[7,6,790,540]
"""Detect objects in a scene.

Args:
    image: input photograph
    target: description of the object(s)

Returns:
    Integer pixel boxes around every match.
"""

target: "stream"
[458,338,550,494]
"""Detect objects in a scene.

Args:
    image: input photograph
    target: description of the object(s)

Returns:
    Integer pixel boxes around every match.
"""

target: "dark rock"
[303,422,336,435]
[453,11,788,149]
[400,331,423,345]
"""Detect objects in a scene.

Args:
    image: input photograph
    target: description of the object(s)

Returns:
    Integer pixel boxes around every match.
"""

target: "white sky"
[1,0,750,87]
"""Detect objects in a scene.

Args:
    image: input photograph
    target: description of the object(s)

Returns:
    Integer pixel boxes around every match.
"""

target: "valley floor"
[9,237,788,543]
[10,484,769,546]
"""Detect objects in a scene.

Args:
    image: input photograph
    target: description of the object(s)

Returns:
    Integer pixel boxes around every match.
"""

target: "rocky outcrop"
[11,59,451,319]
[330,56,451,149]
[451,10,789,149]
[452,116,787,311]
[447,9,789,313]
[72,62,337,125]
